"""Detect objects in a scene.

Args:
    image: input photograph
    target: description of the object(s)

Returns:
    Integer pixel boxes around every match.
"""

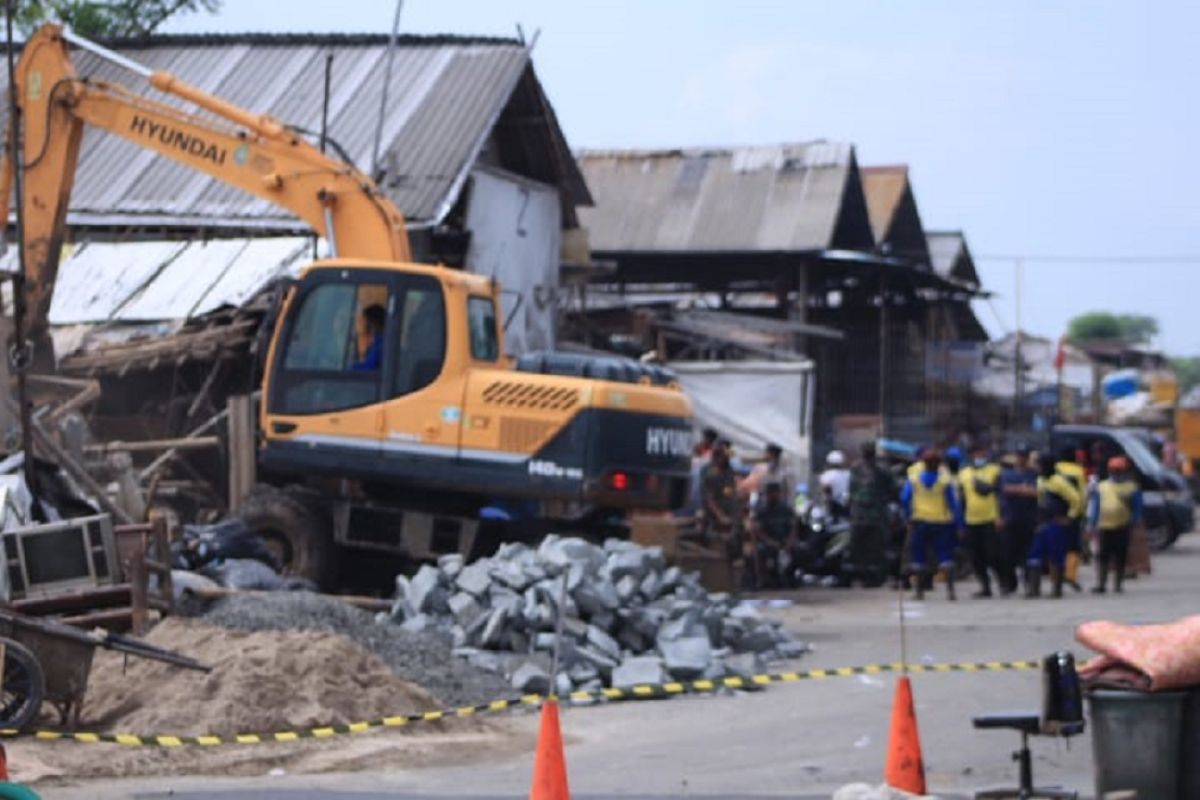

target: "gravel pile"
[390,535,808,694]
[196,592,513,708]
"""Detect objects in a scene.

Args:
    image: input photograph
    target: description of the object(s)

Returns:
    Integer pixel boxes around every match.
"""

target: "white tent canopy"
[669,360,815,481]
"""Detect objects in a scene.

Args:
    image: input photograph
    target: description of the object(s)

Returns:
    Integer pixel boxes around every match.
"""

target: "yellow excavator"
[3,24,694,585]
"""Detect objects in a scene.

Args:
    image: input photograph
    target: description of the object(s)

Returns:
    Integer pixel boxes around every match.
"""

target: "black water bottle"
[1042,650,1084,735]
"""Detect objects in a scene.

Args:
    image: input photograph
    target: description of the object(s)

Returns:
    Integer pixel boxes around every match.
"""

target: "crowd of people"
[685,429,1149,600]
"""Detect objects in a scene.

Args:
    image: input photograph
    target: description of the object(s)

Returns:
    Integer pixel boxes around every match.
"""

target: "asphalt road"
[51,535,1200,799]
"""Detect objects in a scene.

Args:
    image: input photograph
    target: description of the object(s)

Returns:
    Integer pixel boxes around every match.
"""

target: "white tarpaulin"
[669,360,814,480]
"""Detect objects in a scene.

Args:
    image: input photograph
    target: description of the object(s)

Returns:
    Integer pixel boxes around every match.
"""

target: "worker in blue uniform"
[900,447,964,601]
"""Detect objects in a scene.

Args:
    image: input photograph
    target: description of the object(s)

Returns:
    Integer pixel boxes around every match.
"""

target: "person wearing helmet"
[900,447,964,600]
[819,450,851,518]
[1087,456,1143,593]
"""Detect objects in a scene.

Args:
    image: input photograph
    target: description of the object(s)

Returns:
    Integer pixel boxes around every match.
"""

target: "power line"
[977,254,1200,264]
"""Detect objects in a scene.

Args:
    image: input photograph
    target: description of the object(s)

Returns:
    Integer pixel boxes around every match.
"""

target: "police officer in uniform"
[959,444,1006,597]
[1088,456,1143,594]
[901,447,964,601]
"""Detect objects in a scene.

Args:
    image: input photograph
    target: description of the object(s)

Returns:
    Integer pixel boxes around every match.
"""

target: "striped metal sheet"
[577,142,864,253]
[2,33,532,228]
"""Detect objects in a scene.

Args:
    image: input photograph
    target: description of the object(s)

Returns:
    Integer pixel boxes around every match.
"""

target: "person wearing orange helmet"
[1087,456,1143,593]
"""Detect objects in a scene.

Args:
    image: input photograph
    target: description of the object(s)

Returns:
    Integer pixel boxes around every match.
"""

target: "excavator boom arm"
[7,24,411,340]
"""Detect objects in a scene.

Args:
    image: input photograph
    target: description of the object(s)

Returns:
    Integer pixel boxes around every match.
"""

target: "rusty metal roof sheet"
[1,33,583,229]
[577,142,874,253]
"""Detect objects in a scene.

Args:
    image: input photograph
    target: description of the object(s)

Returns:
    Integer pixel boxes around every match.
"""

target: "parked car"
[1051,425,1195,550]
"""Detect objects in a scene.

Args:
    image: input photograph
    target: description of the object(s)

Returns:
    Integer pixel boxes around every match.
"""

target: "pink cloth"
[1076,615,1200,691]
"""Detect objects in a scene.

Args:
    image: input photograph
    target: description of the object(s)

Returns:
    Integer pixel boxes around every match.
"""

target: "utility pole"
[1012,258,1024,430]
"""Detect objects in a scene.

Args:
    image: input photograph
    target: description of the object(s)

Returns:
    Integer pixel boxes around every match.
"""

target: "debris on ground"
[82,617,437,737]
[192,591,514,708]
[388,535,810,692]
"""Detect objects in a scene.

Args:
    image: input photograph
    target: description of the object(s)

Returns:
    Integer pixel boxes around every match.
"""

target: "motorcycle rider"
[819,450,852,518]
[901,447,964,600]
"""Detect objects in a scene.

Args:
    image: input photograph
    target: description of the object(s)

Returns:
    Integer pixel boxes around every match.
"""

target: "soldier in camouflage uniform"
[846,441,896,586]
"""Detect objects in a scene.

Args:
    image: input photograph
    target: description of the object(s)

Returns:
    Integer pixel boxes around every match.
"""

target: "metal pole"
[370,0,404,178]
[314,52,333,260]
[878,269,889,437]
[1013,258,1023,430]
[7,0,39,506]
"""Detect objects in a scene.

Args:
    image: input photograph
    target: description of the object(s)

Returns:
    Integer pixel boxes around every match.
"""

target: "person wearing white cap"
[819,450,851,517]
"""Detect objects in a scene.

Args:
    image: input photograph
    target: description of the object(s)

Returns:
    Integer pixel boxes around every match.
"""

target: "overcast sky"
[164,1,1200,355]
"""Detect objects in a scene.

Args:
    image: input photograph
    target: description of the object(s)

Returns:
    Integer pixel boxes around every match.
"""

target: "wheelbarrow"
[0,608,209,731]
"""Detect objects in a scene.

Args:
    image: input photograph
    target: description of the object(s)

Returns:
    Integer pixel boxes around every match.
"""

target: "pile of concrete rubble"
[389,535,808,695]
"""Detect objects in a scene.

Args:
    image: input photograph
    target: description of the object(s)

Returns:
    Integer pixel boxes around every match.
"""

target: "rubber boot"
[913,571,925,601]
[1049,564,1064,598]
[1024,567,1041,598]
[945,569,956,601]
[1092,556,1108,594]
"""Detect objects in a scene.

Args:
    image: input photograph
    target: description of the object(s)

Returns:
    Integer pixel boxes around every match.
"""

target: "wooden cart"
[0,609,208,731]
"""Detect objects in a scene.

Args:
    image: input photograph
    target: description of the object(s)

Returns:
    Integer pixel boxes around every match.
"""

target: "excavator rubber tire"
[238,485,337,589]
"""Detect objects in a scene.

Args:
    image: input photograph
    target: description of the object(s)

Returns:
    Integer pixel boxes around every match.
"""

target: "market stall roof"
[0,32,589,232]
[577,142,875,254]
[860,165,930,266]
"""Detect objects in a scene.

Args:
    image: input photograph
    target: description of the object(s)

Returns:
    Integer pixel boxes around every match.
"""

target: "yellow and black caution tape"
[0,659,1039,747]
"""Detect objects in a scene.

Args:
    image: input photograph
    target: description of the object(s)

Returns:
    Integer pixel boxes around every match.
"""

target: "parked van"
[1050,425,1195,550]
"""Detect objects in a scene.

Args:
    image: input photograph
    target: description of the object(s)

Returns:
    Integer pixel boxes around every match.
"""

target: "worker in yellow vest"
[1055,449,1088,592]
[1028,455,1081,598]
[1087,456,1143,594]
[900,447,964,601]
[959,444,1007,597]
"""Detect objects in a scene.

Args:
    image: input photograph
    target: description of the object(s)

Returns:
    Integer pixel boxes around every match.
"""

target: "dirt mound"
[82,617,437,737]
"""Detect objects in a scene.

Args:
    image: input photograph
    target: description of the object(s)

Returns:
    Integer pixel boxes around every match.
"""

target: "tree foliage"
[1173,357,1200,393]
[13,0,220,38]
[1067,311,1159,344]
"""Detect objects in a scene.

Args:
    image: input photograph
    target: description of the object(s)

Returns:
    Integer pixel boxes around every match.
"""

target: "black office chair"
[972,652,1084,800]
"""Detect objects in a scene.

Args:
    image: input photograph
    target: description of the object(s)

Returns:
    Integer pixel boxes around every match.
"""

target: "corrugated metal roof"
[1,33,544,228]
[47,236,310,324]
[926,230,980,287]
[577,142,868,253]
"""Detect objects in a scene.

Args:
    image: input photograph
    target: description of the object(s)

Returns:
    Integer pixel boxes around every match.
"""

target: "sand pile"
[82,617,437,737]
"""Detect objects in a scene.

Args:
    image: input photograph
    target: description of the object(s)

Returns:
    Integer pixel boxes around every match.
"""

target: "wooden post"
[227,394,256,513]
[129,544,148,636]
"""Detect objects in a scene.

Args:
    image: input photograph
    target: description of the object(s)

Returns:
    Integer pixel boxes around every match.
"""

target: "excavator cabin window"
[273,274,447,415]
[276,282,390,414]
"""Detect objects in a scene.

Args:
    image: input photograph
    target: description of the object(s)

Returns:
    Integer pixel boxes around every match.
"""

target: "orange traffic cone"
[884,675,926,795]
[530,699,570,800]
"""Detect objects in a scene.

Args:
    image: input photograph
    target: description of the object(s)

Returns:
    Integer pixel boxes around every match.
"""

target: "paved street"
[48,536,1200,799]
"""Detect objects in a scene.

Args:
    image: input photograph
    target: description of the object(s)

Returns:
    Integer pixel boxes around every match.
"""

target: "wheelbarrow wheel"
[0,638,44,732]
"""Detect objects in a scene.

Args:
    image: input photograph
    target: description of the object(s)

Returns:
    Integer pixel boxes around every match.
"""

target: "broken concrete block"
[777,639,810,658]
[587,625,621,661]
[456,560,492,597]
[438,553,464,579]
[555,671,573,697]
[659,635,713,678]
[724,651,766,681]
[408,564,444,613]
[615,574,640,603]
[616,627,647,653]
[481,608,509,648]
[511,661,551,694]
[568,661,600,684]
[612,656,667,690]
[573,579,620,616]
[589,611,616,633]
[561,616,589,640]
[608,548,650,582]
[741,625,779,654]
[575,644,619,676]
[639,570,661,601]
[399,613,431,634]
[490,559,532,591]
[447,592,483,626]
